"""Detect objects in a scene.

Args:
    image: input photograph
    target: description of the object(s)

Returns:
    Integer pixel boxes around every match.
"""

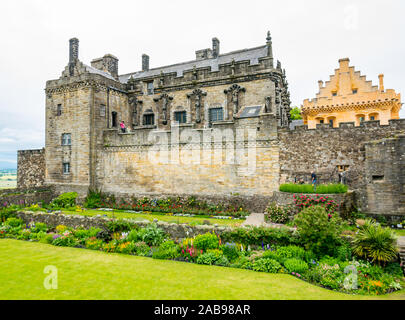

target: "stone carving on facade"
[224,84,246,116]
[154,93,173,125]
[265,96,273,113]
[127,76,136,91]
[129,95,142,127]
[187,88,207,123]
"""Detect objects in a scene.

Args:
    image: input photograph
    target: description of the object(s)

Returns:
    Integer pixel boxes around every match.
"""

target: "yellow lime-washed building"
[301,58,402,129]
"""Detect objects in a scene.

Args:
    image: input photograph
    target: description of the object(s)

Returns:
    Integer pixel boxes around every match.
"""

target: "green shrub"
[221,226,295,247]
[73,227,101,240]
[196,252,221,265]
[133,241,151,256]
[276,245,306,261]
[52,235,77,247]
[221,243,241,262]
[51,192,78,208]
[283,258,309,274]
[5,217,24,228]
[214,256,230,267]
[84,188,103,208]
[105,220,137,233]
[265,202,290,224]
[293,206,344,256]
[39,233,55,244]
[335,241,352,261]
[31,222,48,233]
[252,258,281,273]
[262,250,283,263]
[384,262,404,278]
[193,232,219,251]
[231,256,253,270]
[152,246,179,260]
[280,183,348,194]
[352,219,398,265]
[0,205,19,221]
[137,224,166,246]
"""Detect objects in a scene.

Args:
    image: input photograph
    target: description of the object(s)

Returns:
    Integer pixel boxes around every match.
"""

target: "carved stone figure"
[224,84,246,115]
[187,89,207,123]
[154,93,173,125]
[129,95,142,126]
[265,96,272,113]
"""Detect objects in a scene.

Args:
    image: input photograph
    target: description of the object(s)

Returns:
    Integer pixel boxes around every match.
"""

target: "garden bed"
[1,206,403,297]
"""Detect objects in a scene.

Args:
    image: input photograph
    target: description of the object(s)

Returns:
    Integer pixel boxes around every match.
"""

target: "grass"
[279,183,348,194]
[60,209,244,227]
[1,239,404,300]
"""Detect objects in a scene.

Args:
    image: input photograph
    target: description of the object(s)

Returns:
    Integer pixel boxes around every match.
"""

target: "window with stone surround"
[112,111,118,127]
[352,89,358,94]
[209,107,223,122]
[61,133,71,146]
[147,81,154,95]
[63,162,70,174]
[174,111,187,124]
[57,104,62,116]
[143,113,155,125]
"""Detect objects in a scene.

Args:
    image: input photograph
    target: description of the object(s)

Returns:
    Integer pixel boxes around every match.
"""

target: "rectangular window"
[61,133,71,146]
[370,116,375,121]
[332,92,337,96]
[174,111,187,124]
[143,114,155,125]
[63,162,70,174]
[57,104,62,116]
[209,108,223,122]
[360,117,365,123]
[100,104,106,117]
[352,89,358,94]
[329,119,334,126]
[320,120,324,124]
[147,82,154,95]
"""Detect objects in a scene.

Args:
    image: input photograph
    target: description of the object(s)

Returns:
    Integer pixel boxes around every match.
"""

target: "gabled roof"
[119,45,268,83]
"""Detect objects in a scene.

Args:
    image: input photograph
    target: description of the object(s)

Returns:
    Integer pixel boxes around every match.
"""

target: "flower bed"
[84,190,250,218]
[1,209,403,296]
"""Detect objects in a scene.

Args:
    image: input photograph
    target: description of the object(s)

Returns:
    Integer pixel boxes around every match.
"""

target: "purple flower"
[52,234,61,240]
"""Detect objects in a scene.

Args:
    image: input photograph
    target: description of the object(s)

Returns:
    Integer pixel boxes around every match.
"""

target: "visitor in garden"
[120,121,126,133]
[311,171,317,191]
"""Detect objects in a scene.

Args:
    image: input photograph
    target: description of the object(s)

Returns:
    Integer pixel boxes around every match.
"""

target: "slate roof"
[119,45,269,84]
[84,64,117,81]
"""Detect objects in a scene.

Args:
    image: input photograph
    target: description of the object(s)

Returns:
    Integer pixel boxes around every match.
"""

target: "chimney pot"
[69,38,79,63]
[378,74,384,92]
[142,54,150,71]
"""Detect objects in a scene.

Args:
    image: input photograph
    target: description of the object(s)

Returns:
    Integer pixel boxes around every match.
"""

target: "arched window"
[369,113,379,121]
[356,114,366,126]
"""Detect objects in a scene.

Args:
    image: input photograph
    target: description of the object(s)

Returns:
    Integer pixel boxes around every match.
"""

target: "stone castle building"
[302,58,402,129]
[18,34,405,218]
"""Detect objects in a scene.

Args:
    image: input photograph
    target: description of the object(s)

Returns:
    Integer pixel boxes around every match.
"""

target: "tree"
[290,106,302,120]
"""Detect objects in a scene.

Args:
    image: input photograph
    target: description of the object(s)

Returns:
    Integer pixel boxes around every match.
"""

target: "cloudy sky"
[0,0,404,168]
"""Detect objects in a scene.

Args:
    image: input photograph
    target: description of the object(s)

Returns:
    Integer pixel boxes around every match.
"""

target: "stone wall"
[17,149,45,188]
[16,210,232,239]
[364,135,405,217]
[278,119,405,213]
[96,114,280,204]
[0,187,54,207]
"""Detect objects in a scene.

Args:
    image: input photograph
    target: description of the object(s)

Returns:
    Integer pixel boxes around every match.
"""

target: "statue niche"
[154,93,173,125]
[187,88,207,123]
[224,84,245,116]
[129,95,142,127]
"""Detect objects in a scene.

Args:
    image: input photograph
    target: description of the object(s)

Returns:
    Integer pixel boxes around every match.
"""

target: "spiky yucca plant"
[352,219,398,265]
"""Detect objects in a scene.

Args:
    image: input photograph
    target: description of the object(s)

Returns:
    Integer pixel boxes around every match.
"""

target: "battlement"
[284,118,405,132]
[17,148,44,155]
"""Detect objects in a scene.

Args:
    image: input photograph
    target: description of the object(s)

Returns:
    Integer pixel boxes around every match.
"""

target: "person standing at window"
[120,120,126,133]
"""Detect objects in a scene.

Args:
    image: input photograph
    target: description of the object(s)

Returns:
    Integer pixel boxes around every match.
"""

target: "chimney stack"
[142,54,149,71]
[69,38,79,63]
[378,74,384,92]
[318,80,324,90]
[212,38,220,58]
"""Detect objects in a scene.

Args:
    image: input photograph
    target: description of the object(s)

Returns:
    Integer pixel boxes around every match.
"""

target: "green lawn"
[0,239,404,300]
[61,209,244,227]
